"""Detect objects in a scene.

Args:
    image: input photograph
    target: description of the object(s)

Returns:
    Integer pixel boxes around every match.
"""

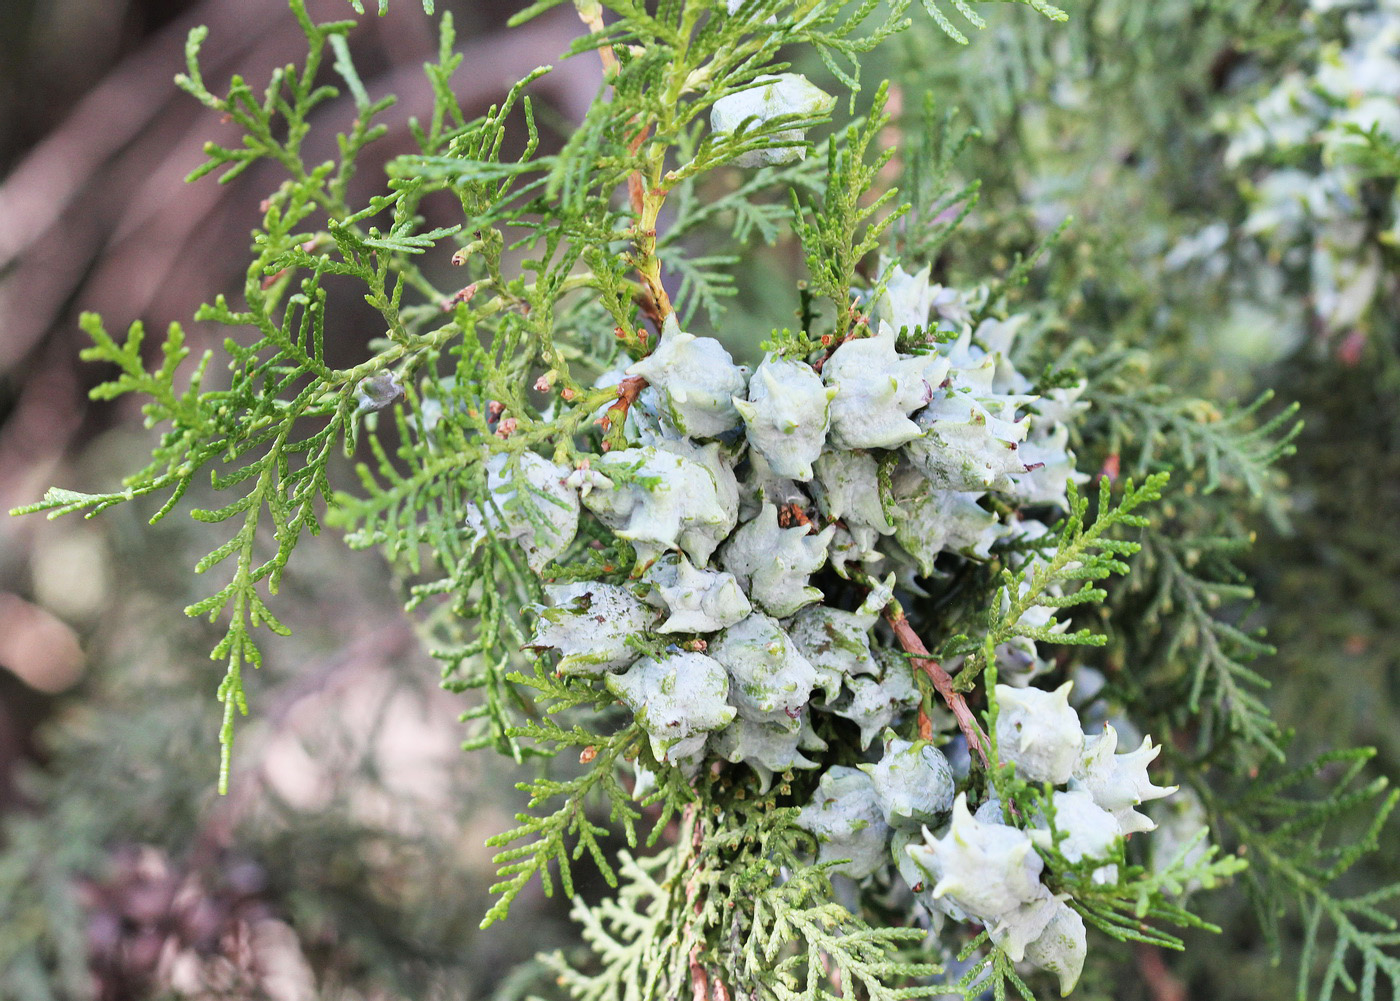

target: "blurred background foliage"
[0,0,1395,998]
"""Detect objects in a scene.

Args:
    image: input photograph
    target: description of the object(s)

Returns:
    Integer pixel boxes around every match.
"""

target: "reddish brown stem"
[598,375,648,448]
[633,284,665,335]
[810,306,870,373]
[1135,944,1188,1001]
[679,803,731,1001]
[689,945,710,1001]
[627,124,653,216]
[886,609,990,768]
[575,3,619,77]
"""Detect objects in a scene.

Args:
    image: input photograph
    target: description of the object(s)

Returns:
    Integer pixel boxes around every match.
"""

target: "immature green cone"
[823,321,936,449]
[1071,724,1178,835]
[466,452,579,573]
[720,503,834,617]
[1029,790,1123,885]
[710,612,817,729]
[642,555,751,634]
[786,600,882,702]
[994,682,1084,785]
[906,793,1047,921]
[583,446,734,566]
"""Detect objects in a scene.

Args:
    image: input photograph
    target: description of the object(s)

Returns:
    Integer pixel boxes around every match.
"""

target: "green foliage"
[11,0,1400,998]
[10,5,447,791]
[946,940,1038,1001]
[883,0,1400,995]
[0,809,97,998]
[1086,365,1303,528]
[894,93,982,267]
[1129,532,1283,758]
[1332,122,1400,179]
[345,0,434,15]
[478,662,656,927]
[916,0,1067,47]
[1207,749,1400,1001]
[789,81,907,348]
[951,473,1169,689]
[547,799,943,1001]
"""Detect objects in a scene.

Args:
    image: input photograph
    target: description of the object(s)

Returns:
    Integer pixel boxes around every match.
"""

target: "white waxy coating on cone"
[466,452,579,572]
[889,485,1008,575]
[733,355,833,481]
[1071,724,1178,834]
[810,450,894,557]
[710,73,835,167]
[905,392,1032,492]
[1009,423,1088,509]
[876,261,935,336]
[712,715,826,792]
[859,730,955,830]
[994,682,1085,785]
[584,446,734,566]
[709,612,818,730]
[625,314,747,438]
[1024,900,1088,996]
[528,582,651,674]
[831,671,921,749]
[643,555,751,634]
[1030,789,1123,884]
[721,503,834,618]
[795,766,891,879]
[905,792,1060,961]
[823,322,935,449]
[607,652,736,763]
[905,793,1048,922]
[786,602,881,702]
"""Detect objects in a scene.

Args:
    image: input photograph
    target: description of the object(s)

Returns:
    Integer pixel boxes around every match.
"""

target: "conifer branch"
[1206,748,1400,1001]
[885,604,991,768]
[15,3,1394,999]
